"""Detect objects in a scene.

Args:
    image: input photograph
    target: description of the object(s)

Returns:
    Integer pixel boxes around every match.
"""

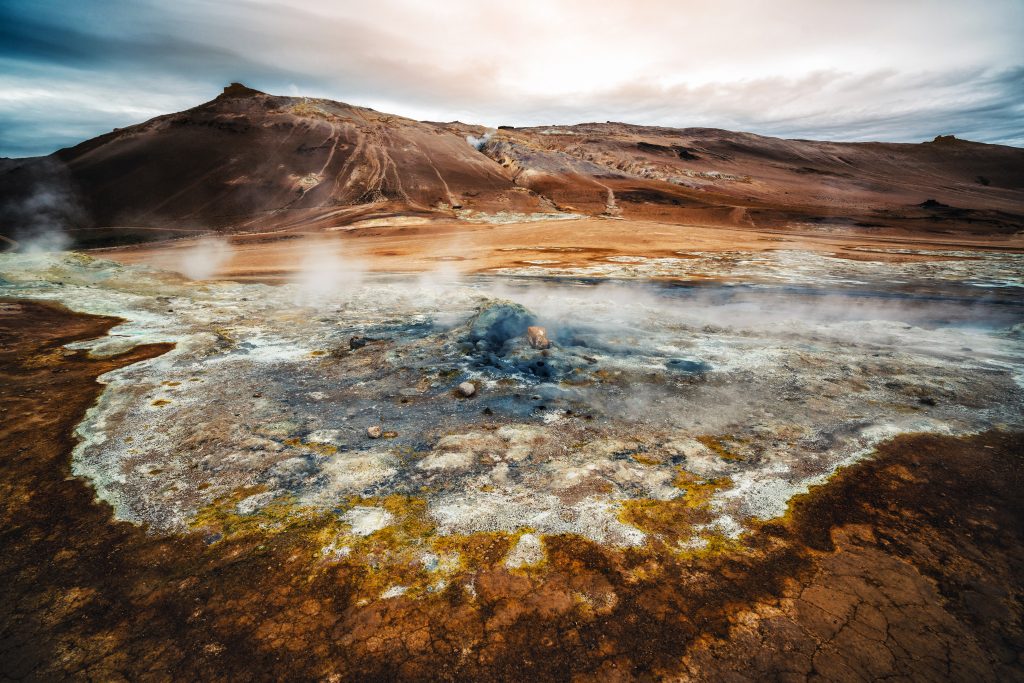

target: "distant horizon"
[2,0,1022,157]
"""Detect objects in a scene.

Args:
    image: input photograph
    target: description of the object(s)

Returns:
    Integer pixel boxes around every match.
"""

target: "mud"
[1,300,1022,681]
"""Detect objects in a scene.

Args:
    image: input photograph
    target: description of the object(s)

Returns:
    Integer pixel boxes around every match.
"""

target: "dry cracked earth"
[1,249,1023,682]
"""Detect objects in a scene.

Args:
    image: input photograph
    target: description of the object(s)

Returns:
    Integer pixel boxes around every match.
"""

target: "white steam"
[466,131,494,151]
[167,237,233,280]
[3,160,84,253]
[290,238,366,305]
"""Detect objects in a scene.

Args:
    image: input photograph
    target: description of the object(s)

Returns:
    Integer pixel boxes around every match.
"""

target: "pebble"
[367,425,383,438]
[458,382,476,398]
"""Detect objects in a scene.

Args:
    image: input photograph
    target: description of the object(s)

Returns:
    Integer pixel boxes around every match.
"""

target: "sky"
[1,0,1022,157]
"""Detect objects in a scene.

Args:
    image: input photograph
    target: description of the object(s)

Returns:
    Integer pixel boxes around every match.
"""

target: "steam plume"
[169,237,233,280]
[290,237,366,305]
[466,131,494,151]
[1,159,83,253]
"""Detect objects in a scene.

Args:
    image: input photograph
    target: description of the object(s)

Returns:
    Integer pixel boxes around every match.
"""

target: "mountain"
[2,83,1022,249]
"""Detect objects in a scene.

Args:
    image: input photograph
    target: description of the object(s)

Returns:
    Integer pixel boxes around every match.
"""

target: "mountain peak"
[218,82,265,99]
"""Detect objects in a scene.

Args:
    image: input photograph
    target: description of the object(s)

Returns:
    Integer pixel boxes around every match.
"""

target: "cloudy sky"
[2,0,1022,157]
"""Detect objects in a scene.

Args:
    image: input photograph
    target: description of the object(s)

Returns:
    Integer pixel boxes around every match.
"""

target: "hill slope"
[1,84,1022,248]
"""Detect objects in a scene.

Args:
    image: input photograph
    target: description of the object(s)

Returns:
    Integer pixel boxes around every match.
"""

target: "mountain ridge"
[2,83,1022,249]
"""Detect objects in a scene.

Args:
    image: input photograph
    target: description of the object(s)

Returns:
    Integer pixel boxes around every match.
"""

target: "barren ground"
[93,217,1024,282]
[1,229,1022,680]
[0,300,1021,680]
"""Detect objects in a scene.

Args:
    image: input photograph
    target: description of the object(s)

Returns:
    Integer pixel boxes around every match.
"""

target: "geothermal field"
[3,248,1023,542]
[1,83,1023,681]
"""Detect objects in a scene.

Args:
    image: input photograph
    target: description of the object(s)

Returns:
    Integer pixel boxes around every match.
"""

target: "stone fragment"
[526,325,550,349]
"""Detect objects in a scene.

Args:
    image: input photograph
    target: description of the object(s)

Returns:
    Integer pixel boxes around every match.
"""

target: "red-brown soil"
[1,84,1021,250]
[1,300,1021,681]
[93,216,1024,282]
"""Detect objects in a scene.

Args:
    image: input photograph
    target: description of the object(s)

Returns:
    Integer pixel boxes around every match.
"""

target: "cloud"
[1,0,1022,156]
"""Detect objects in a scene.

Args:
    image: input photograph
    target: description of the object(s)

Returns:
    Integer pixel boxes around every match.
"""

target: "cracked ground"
[0,299,1021,681]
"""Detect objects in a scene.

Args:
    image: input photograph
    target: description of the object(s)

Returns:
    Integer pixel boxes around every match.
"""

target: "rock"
[501,339,579,380]
[367,425,383,439]
[458,381,476,397]
[468,301,536,350]
[349,336,367,350]
[220,82,264,98]
[526,326,550,349]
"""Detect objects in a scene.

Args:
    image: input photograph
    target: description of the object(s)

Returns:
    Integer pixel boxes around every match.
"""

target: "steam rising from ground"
[466,131,493,151]
[0,159,82,253]
[290,238,366,305]
[157,237,233,280]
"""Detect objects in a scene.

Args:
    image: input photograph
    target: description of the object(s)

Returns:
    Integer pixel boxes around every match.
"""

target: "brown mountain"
[1,83,1022,249]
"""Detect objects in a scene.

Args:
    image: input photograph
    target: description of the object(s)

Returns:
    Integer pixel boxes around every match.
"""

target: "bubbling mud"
[1,251,1022,557]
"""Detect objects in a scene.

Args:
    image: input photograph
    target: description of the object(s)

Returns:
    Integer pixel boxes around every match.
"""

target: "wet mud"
[1,299,1022,681]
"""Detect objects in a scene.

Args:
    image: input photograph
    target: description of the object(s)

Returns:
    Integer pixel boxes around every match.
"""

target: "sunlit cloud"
[1,0,1022,156]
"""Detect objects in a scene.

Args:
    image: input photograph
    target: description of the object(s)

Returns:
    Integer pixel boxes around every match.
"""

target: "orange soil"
[93,218,1024,282]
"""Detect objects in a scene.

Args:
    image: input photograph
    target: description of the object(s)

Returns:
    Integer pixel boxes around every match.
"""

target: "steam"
[415,259,463,295]
[481,278,1009,358]
[13,199,72,253]
[164,237,233,280]
[1,159,84,253]
[466,131,494,151]
[290,237,366,305]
